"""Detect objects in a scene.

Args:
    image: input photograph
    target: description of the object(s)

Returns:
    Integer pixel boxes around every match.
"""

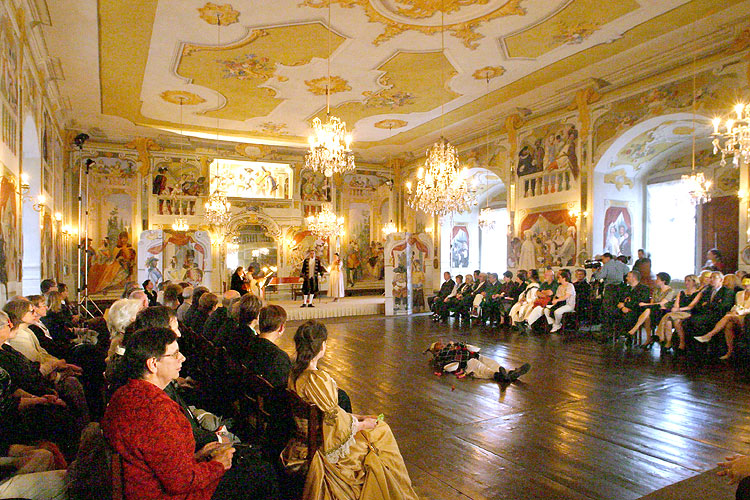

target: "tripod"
[75,153,102,319]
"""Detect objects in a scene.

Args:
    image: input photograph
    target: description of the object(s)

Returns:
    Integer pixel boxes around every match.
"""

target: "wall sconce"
[54,212,63,223]
[19,173,30,195]
[568,209,588,222]
[738,190,748,201]
[32,194,46,213]
[425,226,434,233]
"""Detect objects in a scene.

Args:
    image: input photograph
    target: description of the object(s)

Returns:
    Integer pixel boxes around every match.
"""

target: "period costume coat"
[301,257,326,295]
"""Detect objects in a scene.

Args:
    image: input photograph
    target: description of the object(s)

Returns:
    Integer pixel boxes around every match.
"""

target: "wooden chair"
[240,372,275,436]
[285,389,324,470]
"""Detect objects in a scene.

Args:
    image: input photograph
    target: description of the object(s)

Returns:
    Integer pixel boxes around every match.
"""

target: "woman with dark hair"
[230,267,247,296]
[695,277,750,360]
[703,248,724,272]
[143,279,159,307]
[282,320,418,500]
[627,271,676,347]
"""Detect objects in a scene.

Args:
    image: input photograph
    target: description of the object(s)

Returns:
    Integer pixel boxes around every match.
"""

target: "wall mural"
[87,192,137,294]
[299,169,330,202]
[209,160,291,199]
[289,230,328,271]
[593,66,745,163]
[510,209,577,269]
[602,204,633,257]
[0,171,20,296]
[346,202,384,285]
[40,212,53,280]
[450,225,469,268]
[160,230,211,288]
[517,123,578,197]
[138,229,164,290]
[152,157,206,215]
[389,234,429,313]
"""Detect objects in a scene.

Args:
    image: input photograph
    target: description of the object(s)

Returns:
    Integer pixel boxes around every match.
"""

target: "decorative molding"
[197,2,240,26]
[124,137,163,176]
[603,168,633,190]
[159,90,206,105]
[374,119,408,129]
[304,76,351,95]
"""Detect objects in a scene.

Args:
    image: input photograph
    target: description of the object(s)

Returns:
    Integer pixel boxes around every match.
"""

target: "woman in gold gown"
[282,320,419,500]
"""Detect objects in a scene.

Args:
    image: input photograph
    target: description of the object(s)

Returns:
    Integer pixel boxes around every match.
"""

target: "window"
[480,208,509,272]
[647,179,696,279]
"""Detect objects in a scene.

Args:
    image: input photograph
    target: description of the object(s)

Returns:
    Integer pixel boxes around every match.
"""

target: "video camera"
[583,259,602,270]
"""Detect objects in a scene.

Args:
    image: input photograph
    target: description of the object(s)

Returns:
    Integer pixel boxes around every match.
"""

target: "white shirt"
[307,257,316,278]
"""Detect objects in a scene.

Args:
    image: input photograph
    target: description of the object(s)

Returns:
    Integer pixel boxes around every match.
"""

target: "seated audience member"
[510,270,540,326]
[702,247,724,272]
[203,290,241,340]
[522,269,559,328]
[177,286,194,322]
[430,272,455,317]
[42,291,77,347]
[631,249,649,272]
[442,275,473,321]
[27,294,72,359]
[56,283,80,326]
[105,299,145,361]
[186,292,219,335]
[128,289,150,310]
[724,273,742,293]
[698,270,712,289]
[433,275,462,321]
[244,305,290,389]
[217,293,261,352]
[595,253,629,330]
[678,271,735,344]
[615,270,651,337]
[40,279,58,297]
[625,272,675,342]
[102,326,280,500]
[572,269,592,312]
[499,270,525,323]
[0,311,81,459]
[163,283,183,310]
[695,277,750,359]
[654,274,702,350]
[544,269,576,333]
[634,257,655,288]
[480,273,505,325]
[143,279,159,307]
[183,287,209,329]
[468,273,488,318]
[282,321,419,500]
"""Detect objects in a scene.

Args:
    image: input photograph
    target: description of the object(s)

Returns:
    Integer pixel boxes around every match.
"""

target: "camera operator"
[594,253,630,337]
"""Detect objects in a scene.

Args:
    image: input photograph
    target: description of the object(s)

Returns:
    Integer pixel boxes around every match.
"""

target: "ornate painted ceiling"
[41,0,750,162]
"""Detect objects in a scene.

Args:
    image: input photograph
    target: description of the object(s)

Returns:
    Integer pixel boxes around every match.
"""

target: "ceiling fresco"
[39,0,750,161]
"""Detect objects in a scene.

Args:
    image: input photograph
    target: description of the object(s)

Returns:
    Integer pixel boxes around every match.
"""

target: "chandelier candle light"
[382,220,397,238]
[172,218,189,232]
[306,204,345,240]
[712,103,750,167]
[205,190,232,226]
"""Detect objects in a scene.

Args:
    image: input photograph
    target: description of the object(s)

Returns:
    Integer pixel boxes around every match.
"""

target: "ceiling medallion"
[712,103,750,167]
[374,119,408,129]
[197,2,240,26]
[300,0,525,49]
[305,76,351,95]
[406,137,476,217]
[159,90,206,106]
[305,204,345,240]
[472,66,505,80]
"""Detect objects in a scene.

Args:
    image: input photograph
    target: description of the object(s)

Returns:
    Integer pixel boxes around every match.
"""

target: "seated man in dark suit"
[615,270,651,337]
[680,271,735,347]
[443,275,473,321]
[572,269,592,323]
[430,272,455,319]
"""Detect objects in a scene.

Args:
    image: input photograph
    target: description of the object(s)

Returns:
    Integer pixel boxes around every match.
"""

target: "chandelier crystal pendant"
[681,171,712,205]
[205,191,232,226]
[712,103,750,167]
[306,115,355,177]
[382,220,397,238]
[306,204,345,240]
[406,138,475,217]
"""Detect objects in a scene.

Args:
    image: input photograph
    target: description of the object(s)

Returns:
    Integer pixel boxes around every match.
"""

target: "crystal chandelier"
[405,138,475,217]
[682,171,712,205]
[205,191,231,226]
[382,220,397,238]
[306,204,344,240]
[306,116,355,177]
[305,1,355,178]
[172,218,189,232]
[478,208,495,230]
[712,103,750,167]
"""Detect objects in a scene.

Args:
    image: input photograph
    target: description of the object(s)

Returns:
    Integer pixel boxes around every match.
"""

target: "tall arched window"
[647,179,696,279]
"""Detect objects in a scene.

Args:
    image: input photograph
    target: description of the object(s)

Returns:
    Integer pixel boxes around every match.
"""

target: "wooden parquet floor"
[277,314,750,500]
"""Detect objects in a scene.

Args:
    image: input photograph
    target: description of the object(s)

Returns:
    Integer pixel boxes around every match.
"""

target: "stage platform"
[270,296,385,321]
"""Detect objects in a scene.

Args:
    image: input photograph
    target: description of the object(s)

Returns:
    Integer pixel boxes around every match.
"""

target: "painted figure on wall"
[518,210,577,268]
[0,174,19,293]
[88,230,136,294]
[300,169,330,202]
[450,226,469,268]
[602,206,633,257]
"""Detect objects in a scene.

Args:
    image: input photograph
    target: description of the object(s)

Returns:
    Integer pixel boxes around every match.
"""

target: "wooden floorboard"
[277,313,750,500]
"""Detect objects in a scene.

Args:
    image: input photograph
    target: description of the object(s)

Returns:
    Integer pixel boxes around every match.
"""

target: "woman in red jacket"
[102,327,232,500]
